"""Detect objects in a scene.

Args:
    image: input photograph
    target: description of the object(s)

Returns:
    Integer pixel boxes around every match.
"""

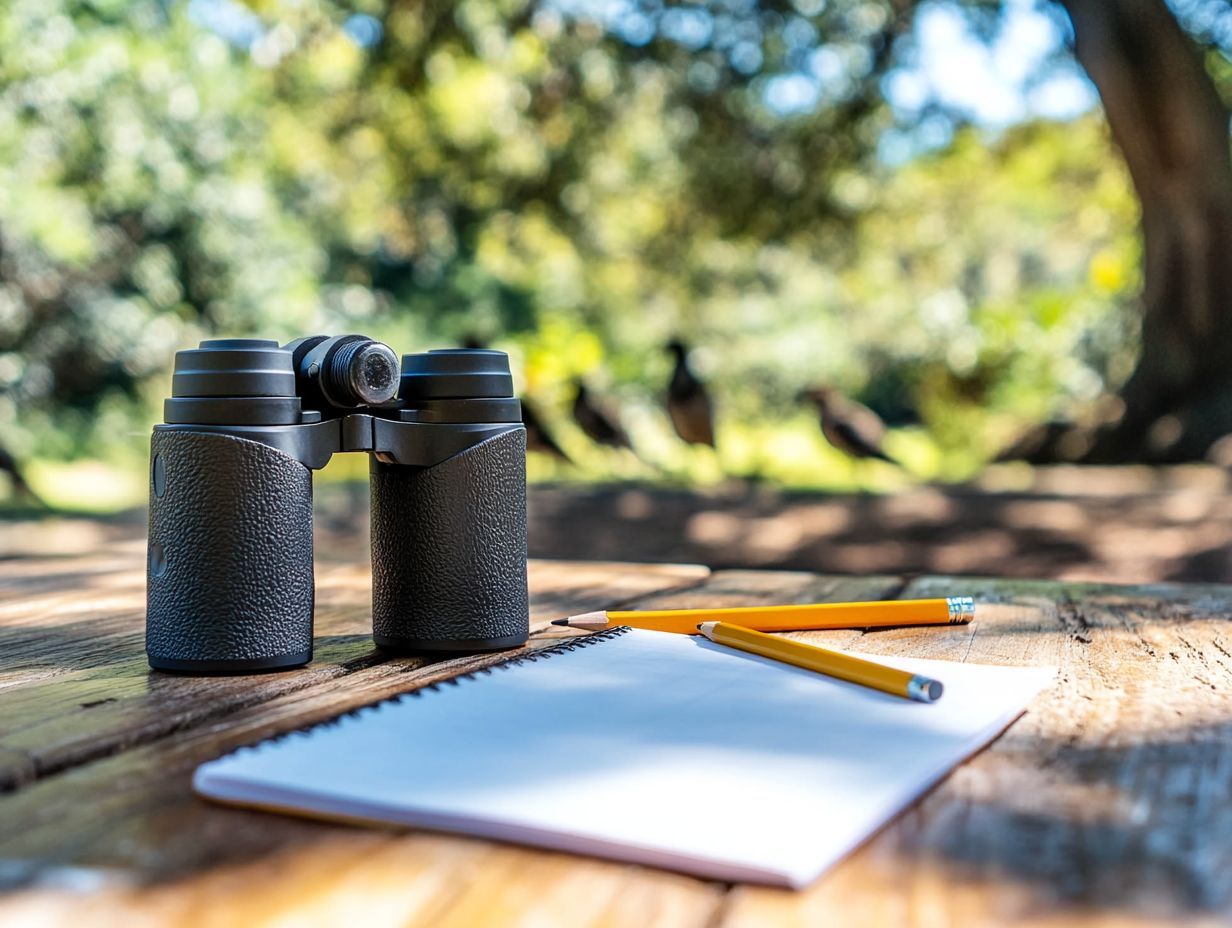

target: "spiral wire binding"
[231,625,632,758]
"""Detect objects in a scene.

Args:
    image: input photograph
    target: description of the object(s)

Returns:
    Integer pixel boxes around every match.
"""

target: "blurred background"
[5,0,1232,582]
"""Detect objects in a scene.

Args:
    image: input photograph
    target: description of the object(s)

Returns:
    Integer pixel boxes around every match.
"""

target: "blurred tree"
[3,0,1230,479]
[0,0,326,459]
[1057,0,1232,461]
[524,0,1232,462]
[569,0,1232,462]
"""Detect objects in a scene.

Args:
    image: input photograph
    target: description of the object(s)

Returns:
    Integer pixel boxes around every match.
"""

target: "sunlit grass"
[3,416,998,517]
[24,459,149,513]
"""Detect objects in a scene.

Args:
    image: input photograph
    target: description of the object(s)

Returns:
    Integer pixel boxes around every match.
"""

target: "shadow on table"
[4,718,1228,921]
[880,721,1232,915]
[8,467,1232,583]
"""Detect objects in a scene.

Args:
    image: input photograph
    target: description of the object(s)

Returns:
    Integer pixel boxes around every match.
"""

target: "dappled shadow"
[3,707,1229,920]
[887,720,1232,915]
[3,477,1231,922]
[6,466,1231,583]
[4,546,1232,917]
[519,478,1232,584]
[0,628,414,794]
[1165,541,1232,583]
[0,508,144,561]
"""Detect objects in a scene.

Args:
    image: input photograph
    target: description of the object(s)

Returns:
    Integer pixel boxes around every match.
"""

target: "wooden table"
[2,540,1231,927]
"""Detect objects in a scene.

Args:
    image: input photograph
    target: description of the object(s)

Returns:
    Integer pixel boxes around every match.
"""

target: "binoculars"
[145,335,529,674]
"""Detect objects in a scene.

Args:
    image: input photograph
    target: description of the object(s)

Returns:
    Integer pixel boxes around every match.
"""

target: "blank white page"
[195,628,1053,888]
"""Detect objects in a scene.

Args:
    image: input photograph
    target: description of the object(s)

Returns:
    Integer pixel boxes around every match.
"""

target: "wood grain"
[0,558,707,790]
[0,565,891,926]
[721,576,1232,926]
[3,551,1232,926]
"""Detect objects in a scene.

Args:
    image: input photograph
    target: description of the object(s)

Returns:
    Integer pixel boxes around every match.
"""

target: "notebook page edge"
[192,770,794,886]
[191,630,1058,890]
[782,697,1049,889]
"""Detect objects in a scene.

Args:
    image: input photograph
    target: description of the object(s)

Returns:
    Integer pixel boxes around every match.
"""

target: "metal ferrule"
[946,596,976,624]
[906,675,944,703]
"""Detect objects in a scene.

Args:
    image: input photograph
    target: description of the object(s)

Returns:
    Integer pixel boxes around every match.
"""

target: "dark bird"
[0,444,43,506]
[800,386,897,465]
[993,420,1070,464]
[994,397,1120,464]
[459,334,573,464]
[571,381,634,451]
[665,339,715,448]
[521,400,572,464]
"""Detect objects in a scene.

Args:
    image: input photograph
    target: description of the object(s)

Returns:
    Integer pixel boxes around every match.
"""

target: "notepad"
[195,627,1054,888]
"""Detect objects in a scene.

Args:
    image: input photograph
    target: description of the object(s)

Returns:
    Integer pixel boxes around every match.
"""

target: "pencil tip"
[551,618,568,626]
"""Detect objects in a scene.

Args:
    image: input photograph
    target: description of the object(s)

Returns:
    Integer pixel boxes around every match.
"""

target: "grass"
[4,416,988,516]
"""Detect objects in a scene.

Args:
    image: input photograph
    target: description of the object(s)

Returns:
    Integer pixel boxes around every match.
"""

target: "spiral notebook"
[194,627,1053,888]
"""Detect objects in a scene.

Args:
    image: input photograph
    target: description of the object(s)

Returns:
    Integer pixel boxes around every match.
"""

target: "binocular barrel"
[146,428,316,672]
[145,337,529,674]
[371,428,528,652]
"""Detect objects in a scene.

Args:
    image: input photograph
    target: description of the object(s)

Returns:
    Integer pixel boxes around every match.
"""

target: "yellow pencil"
[551,597,974,636]
[696,621,944,703]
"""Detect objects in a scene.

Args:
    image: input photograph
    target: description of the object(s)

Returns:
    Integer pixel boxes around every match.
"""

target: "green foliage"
[0,0,1144,500]
[837,118,1140,464]
[0,0,327,462]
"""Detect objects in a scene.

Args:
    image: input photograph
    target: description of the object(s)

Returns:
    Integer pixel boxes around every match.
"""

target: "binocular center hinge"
[154,416,524,471]
[342,415,376,453]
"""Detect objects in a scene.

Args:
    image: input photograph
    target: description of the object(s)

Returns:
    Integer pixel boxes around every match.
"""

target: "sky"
[189,0,1100,145]
[888,0,1096,127]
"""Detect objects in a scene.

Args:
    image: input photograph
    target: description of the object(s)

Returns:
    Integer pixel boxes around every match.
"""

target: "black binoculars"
[145,335,529,674]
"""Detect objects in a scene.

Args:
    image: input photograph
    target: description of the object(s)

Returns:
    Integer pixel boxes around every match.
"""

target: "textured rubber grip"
[370,427,529,652]
[146,430,315,672]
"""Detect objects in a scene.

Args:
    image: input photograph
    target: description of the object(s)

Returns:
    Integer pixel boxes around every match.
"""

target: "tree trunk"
[1060,0,1232,462]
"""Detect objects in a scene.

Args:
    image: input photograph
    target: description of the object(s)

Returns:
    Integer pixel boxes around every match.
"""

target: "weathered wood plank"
[0,571,896,874]
[0,556,707,673]
[7,561,1232,926]
[0,838,724,928]
[0,636,622,874]
[721,576,1232,926]
[0,559,709,789]
[0,571,897,927]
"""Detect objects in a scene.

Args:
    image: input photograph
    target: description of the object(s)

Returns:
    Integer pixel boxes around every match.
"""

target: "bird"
[571,381,634,452]
[993,420,1073,464]
[664,339,715,448]
[0,444,44,507]
[992,397,1128,463]
[521,399,572,464]
[457,334,573,464]
[800,386,898,465]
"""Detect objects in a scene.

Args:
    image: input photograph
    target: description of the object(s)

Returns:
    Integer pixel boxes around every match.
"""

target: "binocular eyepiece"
[145,334,529,674]
[291,335,401,408]
[164,335,406,423]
